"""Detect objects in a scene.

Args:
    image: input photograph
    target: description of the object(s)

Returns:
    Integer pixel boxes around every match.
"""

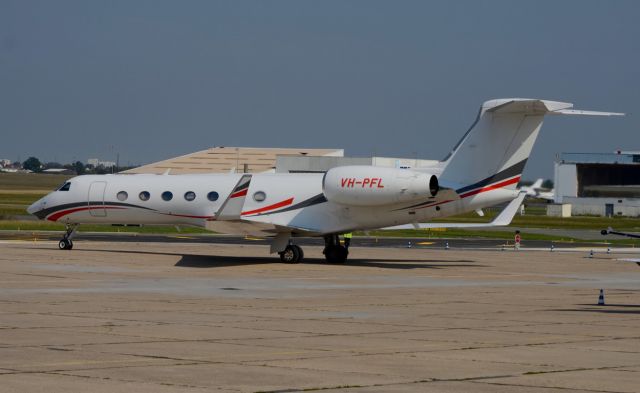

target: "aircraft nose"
[27,197,45,216]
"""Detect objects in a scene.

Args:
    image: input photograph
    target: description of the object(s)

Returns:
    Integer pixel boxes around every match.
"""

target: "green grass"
[364,229,640,246]
[435,210,640,231]
[0,192,47,218]
[0,192,45,204]
[0,173,637,236]
[0,220,210,234]
[0,172,71,191]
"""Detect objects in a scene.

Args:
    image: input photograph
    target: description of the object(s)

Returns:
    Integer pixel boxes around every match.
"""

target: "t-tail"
[440,98,623,195]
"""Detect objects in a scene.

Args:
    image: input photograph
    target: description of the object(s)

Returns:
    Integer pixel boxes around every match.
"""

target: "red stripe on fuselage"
[230,189,248,198]
[458,176,520,199]
[408,176,520,212]
[47,206,127,222]
[241,198,294,216]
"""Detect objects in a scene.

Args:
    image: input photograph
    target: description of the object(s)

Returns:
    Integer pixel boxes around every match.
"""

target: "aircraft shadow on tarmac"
[176,255,483,270]
[551,304,640,315]
[71,248,481,269]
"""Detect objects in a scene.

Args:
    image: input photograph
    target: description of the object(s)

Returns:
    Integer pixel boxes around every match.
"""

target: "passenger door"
[88,181,107,217]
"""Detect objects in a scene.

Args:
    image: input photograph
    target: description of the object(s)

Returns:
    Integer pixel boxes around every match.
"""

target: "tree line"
[19,157,135,175]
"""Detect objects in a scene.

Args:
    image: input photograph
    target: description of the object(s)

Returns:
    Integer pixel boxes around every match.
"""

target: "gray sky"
[1,0,638,179]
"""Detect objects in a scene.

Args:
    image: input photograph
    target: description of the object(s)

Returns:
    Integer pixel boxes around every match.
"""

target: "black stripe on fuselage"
[249,193,328,217]
[33,201,155,219]
[233,175,252,192]
[455,159,527,194]
[393,159,527,212]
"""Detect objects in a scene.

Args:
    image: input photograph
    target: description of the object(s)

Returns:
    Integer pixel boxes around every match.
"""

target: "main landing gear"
[58,224,78,250]
[277,234,350,264]
[323,234,348,264]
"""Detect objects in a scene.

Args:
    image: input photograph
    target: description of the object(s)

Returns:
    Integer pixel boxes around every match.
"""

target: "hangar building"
[123,147,344,175]
[554,151,640,217]
[124,147,441,175]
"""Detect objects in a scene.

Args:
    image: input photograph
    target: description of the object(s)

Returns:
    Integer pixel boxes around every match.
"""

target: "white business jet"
[28,99,622,263]
[520,178,555,201]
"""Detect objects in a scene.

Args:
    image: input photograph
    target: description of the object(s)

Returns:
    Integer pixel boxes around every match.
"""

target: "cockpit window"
[57,182,71,191]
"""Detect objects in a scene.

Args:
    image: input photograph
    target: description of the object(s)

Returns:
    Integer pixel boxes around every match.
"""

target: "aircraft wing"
[601,227,640,239]
[383,192,525,230]
[618,259,640,266]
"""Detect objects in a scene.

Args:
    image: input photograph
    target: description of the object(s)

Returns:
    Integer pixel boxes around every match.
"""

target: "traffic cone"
[607,246,611,254]
[445,242,449,250]
[589,250,594,258]
[598,289,605,306]
[550,244,555,252]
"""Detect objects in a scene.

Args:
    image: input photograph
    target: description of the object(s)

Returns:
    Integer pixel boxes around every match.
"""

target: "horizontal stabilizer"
[551,109,625,116]
[618,259,640,267]
[485,99,624,116]
[383,192,525,230]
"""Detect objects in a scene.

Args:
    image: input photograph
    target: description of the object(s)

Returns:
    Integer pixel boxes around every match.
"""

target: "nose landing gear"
[59,224,78,250]
[279,244,304,263]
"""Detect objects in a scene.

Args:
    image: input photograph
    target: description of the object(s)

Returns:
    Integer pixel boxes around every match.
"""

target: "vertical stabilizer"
[440,99,622,191]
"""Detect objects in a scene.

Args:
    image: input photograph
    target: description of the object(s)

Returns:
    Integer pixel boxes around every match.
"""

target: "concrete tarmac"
[1,240,639,392]
[0,230,620,250]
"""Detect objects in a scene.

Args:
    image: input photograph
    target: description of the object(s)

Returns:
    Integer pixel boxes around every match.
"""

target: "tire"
[279,245,301,263]
[292,245,304,262]
[324,245,347,264]
[58,239,70,250]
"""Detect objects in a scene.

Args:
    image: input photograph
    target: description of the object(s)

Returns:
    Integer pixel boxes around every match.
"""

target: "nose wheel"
[59,224,78,250]
[58,239,73,250]
[279,245,304,263]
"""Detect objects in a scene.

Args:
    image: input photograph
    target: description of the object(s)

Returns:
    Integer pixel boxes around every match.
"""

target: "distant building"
[87,158,116,168]
[42,168,75,175]
[122,146,444,176]
[554,151,640,217]
[275,155,441,173]
[123,147,344,175]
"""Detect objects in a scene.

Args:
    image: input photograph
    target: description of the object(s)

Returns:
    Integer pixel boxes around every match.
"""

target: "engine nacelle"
[323,166,438,206]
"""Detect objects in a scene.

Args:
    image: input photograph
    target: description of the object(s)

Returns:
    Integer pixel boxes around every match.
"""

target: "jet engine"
[322,166,438,206]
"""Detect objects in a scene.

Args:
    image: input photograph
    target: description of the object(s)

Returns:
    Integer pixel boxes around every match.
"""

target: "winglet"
[382,192,525,230]
[490,192,526,226]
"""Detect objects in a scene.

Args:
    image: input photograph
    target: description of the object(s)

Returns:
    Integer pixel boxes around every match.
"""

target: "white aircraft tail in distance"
[28,98,623,263]
[520,178,554,201]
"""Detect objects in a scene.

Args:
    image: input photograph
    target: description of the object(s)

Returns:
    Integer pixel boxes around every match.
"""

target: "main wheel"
[279,245,301,263]
[324,245,347,263]
[58,239,71,250]
[292,245,304,262]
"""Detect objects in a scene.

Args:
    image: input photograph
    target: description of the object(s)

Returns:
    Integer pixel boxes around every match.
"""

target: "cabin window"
[161,191,173,201]
[139,191,150,201]
[58,182,71,191]
[184,191,196,201]
[116,191,128,201]
[207,191,219,201]
[253,191,266,202]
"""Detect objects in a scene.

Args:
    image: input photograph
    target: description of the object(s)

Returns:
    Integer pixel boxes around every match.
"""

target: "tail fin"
[440,98,622,192]
[531,178,544,190]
